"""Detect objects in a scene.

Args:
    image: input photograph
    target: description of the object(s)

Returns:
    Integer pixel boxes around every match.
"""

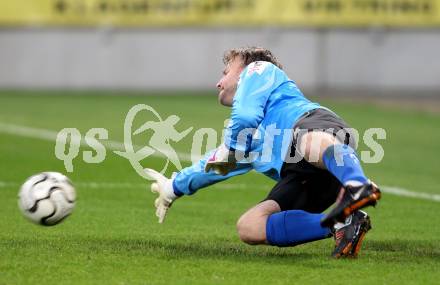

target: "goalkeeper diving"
[146,47,381,258]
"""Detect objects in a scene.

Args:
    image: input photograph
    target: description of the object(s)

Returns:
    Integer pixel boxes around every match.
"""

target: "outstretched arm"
[173,149,252,195]
[147,149,252,223]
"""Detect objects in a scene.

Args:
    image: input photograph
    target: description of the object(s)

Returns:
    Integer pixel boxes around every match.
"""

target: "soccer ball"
[18,172,76,226]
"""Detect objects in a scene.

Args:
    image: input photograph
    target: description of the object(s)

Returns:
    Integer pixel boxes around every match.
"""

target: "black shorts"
[264,108,355,212]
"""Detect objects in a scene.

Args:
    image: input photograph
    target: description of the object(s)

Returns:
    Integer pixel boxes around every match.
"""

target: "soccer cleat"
[321,182,381,228]
[332,210,371,258]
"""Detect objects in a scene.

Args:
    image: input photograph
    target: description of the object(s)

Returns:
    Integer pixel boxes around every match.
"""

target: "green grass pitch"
[0,91,439,284]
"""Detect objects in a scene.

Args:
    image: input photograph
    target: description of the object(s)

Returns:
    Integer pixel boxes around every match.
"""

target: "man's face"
[216,57,244,107]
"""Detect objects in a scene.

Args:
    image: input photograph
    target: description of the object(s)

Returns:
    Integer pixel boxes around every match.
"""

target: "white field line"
[0,123,439,203]
[380,186,440,202]
[0,123,193,162]
[1,180,439,203]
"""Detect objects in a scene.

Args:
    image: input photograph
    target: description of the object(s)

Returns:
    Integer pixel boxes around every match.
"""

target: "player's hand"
[204,144,237,176]
[144,168,179,224]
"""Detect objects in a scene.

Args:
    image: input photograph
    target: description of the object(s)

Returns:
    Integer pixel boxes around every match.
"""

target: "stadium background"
[1,1,439,284]
[1,0,440,93]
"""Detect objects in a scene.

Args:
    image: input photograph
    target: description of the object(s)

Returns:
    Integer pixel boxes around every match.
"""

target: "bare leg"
[297,131,341,169]
[236,200,280,245]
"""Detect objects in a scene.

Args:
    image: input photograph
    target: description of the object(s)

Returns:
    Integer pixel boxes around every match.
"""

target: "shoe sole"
[342,191,381,218]
[349,231,367,258]
[322,190,381,228]
[332,241,353,259]
[349,219,372,258]
[333,218,372,259]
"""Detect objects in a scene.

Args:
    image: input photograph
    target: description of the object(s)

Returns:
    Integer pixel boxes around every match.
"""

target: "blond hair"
[223,47,283,69]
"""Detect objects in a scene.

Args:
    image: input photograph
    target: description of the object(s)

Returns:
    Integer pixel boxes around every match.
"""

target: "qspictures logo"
[54,104,386,180]
[114,104,192,179]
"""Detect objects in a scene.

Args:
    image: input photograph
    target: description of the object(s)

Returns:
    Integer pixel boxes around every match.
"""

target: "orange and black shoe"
[332,210,371,258]
[321,182,381,228]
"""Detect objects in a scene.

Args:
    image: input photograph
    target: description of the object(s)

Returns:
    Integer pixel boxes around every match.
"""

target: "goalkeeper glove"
[144,168,179,223]
[204,143,237,176]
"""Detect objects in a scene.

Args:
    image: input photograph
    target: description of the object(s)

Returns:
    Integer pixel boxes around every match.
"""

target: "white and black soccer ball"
[18,172,76,226]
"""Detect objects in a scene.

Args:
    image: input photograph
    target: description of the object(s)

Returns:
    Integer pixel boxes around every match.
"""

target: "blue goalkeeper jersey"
[173,61,324,195]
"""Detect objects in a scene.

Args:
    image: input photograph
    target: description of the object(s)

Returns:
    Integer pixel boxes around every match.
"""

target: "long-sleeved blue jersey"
[173,61,324,195]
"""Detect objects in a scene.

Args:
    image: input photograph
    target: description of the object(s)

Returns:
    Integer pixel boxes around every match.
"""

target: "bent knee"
[236,216,267,245]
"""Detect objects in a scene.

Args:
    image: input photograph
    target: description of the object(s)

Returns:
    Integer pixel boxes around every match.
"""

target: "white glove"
[204,144,237,176]
[144,168,179,224]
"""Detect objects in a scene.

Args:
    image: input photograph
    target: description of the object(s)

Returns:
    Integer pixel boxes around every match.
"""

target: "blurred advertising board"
[1,0,439,27]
